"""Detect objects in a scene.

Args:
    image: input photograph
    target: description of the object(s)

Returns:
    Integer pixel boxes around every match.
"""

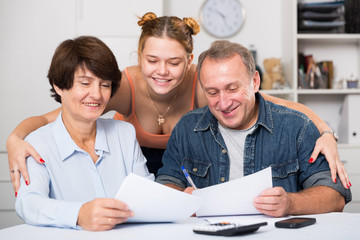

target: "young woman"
[7,13,349,194]
[15,36,153,231]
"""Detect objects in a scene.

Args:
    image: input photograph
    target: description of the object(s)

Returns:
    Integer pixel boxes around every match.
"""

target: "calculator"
[193,221,268,236]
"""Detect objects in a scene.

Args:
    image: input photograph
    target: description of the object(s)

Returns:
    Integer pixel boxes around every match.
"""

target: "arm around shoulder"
[260,92,329,132]
[261,91,351,189]
[8,107,60,141]
[7,108,61,193]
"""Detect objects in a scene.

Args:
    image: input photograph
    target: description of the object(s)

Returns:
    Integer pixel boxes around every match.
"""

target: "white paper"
[193,167,272,217]
[115,173,202,222]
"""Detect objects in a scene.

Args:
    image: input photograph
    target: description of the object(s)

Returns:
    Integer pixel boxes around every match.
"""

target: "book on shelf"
[298,53,333,89]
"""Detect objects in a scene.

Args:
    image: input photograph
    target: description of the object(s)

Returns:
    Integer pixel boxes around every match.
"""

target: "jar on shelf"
[346,74,359,89]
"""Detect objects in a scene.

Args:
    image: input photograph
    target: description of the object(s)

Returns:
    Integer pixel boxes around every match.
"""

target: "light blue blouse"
[15,113,154,229]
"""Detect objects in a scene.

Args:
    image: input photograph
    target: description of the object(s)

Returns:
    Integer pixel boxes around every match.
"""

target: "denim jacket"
[157,93,351,203]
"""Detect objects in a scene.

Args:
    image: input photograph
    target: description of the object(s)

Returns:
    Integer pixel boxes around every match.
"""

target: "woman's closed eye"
[101,81,111,88]
[169,61,181,66]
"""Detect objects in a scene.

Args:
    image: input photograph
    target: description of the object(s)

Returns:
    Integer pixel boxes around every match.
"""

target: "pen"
[181,166,198,190]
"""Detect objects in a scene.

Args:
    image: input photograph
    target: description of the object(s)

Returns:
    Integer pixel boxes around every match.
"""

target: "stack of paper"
[193,167,272,217]
[115,167,272,222]
[115,173,201,222]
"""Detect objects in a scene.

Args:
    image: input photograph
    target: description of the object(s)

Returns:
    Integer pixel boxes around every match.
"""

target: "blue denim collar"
[194,93,274,134]
[256,93,274,134]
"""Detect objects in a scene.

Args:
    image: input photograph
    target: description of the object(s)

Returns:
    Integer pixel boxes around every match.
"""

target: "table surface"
[1,212,359,240]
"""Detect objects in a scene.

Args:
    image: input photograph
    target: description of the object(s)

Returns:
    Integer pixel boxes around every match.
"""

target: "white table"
[1,213,359,240]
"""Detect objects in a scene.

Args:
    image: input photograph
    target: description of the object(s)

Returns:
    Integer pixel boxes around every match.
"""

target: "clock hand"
[215,9,227,21]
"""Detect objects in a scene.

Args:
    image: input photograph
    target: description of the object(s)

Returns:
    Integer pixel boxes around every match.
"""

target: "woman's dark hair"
[47,36,121,103]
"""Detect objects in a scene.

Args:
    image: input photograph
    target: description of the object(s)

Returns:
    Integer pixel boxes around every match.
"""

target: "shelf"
[263,89,360,96]
[260,89,294,95]
[287,0,360,136]
[297,89,360,95]
[297,34,360,42]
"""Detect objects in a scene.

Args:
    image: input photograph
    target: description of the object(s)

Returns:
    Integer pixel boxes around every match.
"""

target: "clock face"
[200,0,246,38]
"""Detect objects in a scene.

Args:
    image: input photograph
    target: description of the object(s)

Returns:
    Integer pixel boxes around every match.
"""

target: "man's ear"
[253,71,261,92]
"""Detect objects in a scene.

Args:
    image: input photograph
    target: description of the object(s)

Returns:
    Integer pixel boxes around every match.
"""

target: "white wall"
[0,0,75,150]
[165,0,285,68]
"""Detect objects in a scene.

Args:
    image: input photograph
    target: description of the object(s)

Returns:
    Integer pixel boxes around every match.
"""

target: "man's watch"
[320,130,339,142]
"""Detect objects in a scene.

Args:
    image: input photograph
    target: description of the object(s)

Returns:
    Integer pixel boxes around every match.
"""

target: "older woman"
[15,36,154,231]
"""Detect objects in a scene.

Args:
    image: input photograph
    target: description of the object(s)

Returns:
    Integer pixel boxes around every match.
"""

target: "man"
[156,40,351,217]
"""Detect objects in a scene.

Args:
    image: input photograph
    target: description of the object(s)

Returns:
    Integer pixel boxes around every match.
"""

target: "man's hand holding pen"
[181,166,198,190]
[181,166,198,217]
[184,187,196,195]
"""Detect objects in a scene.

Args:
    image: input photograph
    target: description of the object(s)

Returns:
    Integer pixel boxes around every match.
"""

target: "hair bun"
[138,12,157,26]
[183,17,200,35]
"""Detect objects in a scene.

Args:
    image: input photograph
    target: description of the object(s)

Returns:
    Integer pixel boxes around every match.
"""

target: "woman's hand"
[6,134,44,194]
[309,133,351,189]
[77,198,134,231]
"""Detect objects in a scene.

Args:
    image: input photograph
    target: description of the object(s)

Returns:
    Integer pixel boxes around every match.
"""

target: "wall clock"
[200,0,246,38]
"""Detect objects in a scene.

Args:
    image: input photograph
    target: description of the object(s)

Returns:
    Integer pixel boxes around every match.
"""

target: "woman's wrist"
[320,130,339,142]
[6,132,18,149]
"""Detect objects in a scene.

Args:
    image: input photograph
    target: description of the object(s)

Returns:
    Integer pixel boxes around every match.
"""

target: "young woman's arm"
[261,92,350,189]
[7,108,60,194]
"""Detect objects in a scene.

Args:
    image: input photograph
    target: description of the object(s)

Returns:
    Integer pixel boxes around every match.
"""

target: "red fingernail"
[25,181,29,185]
[15,192,17,198]
[308,158,313,163]
[334,178,337,183]
[349,182,352,187]
[40,159,45,163]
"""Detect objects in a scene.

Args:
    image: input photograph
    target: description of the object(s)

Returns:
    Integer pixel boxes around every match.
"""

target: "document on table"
[115,173,202,223]
[193,167,272,217]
